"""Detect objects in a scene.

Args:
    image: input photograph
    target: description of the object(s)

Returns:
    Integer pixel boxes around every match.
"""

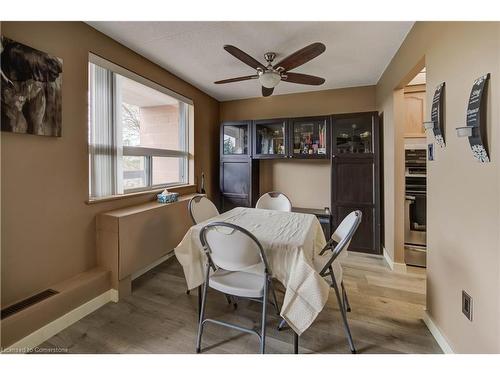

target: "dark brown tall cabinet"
[220,121,259,211]
[219,112,381,255]
[331,112,380,254]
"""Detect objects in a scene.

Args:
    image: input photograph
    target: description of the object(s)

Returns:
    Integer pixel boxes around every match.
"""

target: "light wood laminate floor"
[40,252,441,354]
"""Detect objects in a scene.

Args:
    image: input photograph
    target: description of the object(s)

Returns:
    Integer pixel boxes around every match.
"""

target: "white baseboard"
[4,289,117,352]
[131,251,174,281]
[110,289,119,302]
[393,262,408,273]
[423,311,454,353]
[383,247,394,270]
[382,247,407,272]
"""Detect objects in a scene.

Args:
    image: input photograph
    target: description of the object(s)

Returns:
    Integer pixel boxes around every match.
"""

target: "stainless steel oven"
[404,147,427,267]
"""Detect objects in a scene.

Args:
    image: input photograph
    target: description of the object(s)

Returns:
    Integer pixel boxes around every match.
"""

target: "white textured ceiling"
[87,21,414,101]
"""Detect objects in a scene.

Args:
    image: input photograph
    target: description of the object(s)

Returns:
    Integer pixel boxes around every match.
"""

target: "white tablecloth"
[174,207,330,335]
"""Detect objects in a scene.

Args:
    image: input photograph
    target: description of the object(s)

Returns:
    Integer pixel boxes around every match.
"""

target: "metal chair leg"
[270,279,281,316]
[197,285,202,320]
[293,332,299,354]
[195,281,209,353]
[341,281,351,313]
[260,277,269,354]
[331,274,356,353]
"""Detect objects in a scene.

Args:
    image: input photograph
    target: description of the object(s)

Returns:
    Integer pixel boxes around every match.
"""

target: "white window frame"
[89,53,192,198]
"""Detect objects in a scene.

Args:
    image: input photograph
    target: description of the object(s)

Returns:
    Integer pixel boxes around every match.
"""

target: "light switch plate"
[428,143,435,161]
[462,290,473,321]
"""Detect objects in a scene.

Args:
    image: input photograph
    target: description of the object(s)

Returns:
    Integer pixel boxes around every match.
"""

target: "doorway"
[402,67,427,267]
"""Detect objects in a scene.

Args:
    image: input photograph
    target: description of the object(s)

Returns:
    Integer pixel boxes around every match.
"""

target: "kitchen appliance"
[404,146,427,267]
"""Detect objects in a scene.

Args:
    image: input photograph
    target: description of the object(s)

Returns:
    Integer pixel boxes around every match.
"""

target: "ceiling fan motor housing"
[264,52,277,64]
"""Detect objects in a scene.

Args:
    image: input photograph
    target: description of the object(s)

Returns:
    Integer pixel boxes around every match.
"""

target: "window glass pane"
[292,121,327,155]
[88,59,191,199]
[334,116,373,154]
[123,156,147,190]
[152,156,185,185]
[223,124,247,154]
[118,75,184,151]
[256,123,285,155]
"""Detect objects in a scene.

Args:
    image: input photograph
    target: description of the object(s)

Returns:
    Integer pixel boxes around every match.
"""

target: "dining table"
[174,206,331,339]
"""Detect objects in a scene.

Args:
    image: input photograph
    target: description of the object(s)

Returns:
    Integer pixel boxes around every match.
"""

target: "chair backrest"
[255,191,292,212]
[188,195,219,224]
[319,210,362,276]
[199,222,269,273]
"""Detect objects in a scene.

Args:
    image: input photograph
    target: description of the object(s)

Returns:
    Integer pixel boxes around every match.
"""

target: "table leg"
[293,332,299,354]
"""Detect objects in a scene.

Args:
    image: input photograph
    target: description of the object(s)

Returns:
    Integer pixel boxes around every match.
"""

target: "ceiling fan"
[214,42,326,97]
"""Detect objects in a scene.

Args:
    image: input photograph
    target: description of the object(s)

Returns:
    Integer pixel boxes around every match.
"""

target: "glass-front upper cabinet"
[333,114,374,155]
[221,121,249,157]
[253,119,287,158]
[289,116,330,159]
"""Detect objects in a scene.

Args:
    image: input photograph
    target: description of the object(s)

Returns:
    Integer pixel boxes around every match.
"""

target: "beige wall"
[260,159,331,208]
[376,22,500,353]
[220,86,377,208]
[0,22,219,307]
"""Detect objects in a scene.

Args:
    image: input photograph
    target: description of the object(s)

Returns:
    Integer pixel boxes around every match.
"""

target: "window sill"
[86,184,197,205]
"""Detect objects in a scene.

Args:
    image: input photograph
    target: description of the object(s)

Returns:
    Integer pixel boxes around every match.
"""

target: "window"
[88,55,192,199]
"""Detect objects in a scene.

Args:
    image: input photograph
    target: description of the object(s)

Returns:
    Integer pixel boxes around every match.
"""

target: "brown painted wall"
[0,22,220,307]
[376,22,500,353]
[220,86,377,208]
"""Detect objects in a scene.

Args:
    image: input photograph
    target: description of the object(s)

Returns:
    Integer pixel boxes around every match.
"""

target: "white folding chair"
[255,191,292,212]
[196,222,280,354]
[186,195,220,298]
[188,195,219,224]
[278,210,362,354]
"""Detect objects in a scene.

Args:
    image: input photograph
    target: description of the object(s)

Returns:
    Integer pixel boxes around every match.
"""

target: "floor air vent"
[1,289,59,320]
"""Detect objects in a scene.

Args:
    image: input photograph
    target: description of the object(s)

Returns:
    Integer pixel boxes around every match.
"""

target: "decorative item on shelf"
[157,189,179,204]
[455,74,490,163]
[423,82,446,147]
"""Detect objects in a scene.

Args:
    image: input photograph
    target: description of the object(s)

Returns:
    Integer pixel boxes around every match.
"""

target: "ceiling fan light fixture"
[259,71,281,88]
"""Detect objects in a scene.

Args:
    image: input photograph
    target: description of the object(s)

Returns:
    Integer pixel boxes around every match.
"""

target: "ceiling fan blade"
[282,72,325,85]
[262,86,274,97]
[214,75,259,84]
[274,42,326,72]
[223,45,266,70]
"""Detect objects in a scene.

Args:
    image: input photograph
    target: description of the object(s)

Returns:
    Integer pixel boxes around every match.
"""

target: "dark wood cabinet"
[219,112,381,255]
[331,112,380,254]
[251,116,330,160]
[220,121,259,211]
[221,121,250,157]
[252,119,288,159]
[288,116,330,159]
[220,158,259,211]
